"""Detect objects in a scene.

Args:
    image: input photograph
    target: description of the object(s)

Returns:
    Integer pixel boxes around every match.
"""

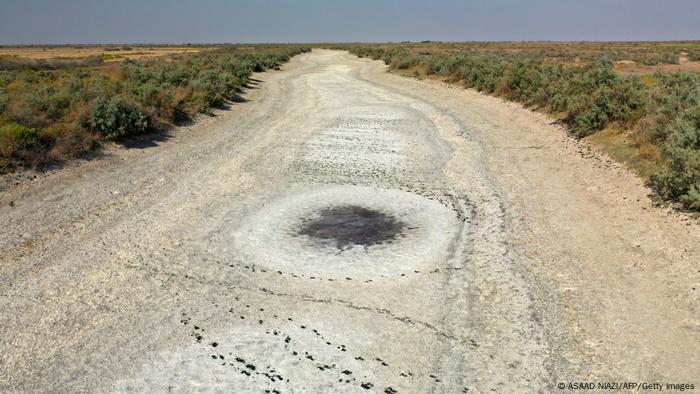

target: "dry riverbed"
[0,50,698,393]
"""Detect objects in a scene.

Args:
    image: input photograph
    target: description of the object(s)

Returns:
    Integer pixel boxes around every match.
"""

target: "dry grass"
[0,45,211,63]
[585,127,665,180]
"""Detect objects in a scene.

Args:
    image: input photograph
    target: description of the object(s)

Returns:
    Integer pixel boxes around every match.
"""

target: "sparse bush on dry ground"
[687,50,700,62]
[0,45,309,172]
[335,42,700,210]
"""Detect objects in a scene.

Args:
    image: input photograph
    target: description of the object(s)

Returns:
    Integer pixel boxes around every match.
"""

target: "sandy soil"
[0,50,698,393]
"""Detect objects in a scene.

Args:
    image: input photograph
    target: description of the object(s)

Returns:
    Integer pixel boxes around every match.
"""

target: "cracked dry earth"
[1,50,699,393]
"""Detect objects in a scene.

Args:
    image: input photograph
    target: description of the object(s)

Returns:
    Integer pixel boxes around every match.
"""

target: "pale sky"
[1,0,698,44]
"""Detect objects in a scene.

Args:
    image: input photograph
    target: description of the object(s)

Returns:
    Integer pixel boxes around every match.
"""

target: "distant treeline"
[0,46,309,172]
[341,44,700,210]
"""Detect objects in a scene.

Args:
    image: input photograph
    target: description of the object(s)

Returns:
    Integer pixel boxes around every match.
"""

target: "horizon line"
[2,39,700,47]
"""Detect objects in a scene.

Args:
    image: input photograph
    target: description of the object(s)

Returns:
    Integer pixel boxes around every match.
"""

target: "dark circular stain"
[298,205,405,249]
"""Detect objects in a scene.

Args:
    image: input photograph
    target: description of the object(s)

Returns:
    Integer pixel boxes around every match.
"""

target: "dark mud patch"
[298,205,405,249]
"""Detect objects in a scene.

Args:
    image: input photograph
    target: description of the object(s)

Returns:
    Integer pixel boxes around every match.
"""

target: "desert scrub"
[342,43,700,210]
[687,50,700,62]
[650,73,700,209]
[88,96,149,139]
[652,107,700,209]
[0,45,310,172]
[0,123,39,170]
[0,123,38,151]
[355,48,648,136]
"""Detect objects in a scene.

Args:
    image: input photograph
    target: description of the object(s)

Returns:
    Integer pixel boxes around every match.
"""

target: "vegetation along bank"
[336,42,700,210]
[0,45,310,173]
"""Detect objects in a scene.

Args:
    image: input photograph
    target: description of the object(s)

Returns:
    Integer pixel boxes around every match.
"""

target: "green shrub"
[454,54,505,93]
[608,76,647,125]
[651,105,700,208]
[655,73,700,135]
[635,52,679,65]
[0,88,7,114]
[680,185,700,210]
[88,96,149,139]
[0,122,38,147]
[687,50,700,62]
[0,123,38,159]
[26,85,73,125]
